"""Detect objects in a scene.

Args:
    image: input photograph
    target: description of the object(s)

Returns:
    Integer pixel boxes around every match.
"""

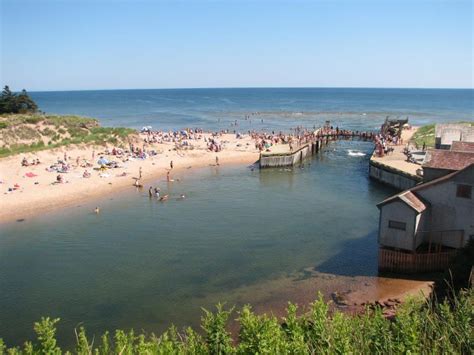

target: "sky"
[0,0,472,91]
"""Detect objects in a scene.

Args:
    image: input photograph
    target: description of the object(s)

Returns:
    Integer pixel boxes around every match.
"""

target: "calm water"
[1,88,472,346]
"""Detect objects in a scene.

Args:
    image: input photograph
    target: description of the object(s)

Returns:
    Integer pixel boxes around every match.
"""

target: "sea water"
[0,88,472,346]
[30,88,473,131]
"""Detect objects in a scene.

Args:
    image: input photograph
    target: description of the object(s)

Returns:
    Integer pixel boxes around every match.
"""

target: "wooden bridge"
[259,129,375,168]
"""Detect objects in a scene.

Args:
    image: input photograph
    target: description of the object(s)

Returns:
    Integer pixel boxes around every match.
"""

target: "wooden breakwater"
[259,140,325,168]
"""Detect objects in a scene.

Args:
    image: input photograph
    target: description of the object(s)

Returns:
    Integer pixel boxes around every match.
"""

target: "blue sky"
[1,0,472,91]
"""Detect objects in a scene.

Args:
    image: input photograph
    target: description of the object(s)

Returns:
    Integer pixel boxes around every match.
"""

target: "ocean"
[30,87,473,131]
[0,88,472,346]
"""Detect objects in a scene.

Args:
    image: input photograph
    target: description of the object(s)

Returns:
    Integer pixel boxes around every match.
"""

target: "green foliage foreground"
[1,290,472,354]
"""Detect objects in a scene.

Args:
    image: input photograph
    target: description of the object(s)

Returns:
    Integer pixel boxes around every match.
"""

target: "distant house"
[422,149,474,182]
[377,164,474,272]
[435,123,474,149]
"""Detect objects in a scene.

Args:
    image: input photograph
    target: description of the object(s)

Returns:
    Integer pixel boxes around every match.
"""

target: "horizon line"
[6,85,473,93]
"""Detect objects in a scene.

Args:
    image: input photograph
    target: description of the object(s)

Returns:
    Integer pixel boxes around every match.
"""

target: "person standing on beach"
[216,156,219,166]
[139,166,143,179]
[92,150,95,160]
[170,160,173,169]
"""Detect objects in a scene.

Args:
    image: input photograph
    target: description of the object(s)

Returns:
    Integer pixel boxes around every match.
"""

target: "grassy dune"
[411,121,474,149]
[0,114,136,158]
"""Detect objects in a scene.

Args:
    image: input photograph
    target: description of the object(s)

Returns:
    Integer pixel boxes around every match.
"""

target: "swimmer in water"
[159,194,169,202]
[148,186,154,198]
[94,207,100,214]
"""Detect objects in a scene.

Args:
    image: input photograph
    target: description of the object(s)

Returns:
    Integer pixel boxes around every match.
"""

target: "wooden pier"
[259,141,323,168]
[258,130,373,168]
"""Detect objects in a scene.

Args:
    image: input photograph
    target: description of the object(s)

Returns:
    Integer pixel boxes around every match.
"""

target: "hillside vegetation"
[411,121,474,149]
[0,289,472,354]
[0,114,137,158]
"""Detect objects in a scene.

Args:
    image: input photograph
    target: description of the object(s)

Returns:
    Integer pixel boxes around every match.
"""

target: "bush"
[0,290,472,354]
[24,116,42,125]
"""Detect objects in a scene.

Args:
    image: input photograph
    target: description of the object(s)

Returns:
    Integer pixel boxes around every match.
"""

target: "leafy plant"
[0,289,472,354]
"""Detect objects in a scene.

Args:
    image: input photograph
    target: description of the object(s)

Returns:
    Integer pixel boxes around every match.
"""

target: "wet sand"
[218,268,434,335]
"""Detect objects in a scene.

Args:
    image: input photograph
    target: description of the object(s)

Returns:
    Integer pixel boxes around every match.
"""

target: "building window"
[388,220,406,231]
[456,184,472,199]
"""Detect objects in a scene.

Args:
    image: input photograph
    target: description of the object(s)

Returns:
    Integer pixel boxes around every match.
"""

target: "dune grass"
[411,121,474,149]
[0,114,136,158]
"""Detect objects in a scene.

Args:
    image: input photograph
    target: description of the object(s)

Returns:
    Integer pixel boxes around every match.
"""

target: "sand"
[370,126,421,175]
[222,269,434,335]
[0,133,260,223]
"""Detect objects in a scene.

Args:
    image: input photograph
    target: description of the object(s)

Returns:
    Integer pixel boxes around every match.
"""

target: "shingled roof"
[423,149,474,171]
[377,190,429,213]
[377,163,474,211]
[451,141,474,152]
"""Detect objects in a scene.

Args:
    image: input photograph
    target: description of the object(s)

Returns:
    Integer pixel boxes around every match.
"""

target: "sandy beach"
[371,126,421,175]
[0,133,260,223]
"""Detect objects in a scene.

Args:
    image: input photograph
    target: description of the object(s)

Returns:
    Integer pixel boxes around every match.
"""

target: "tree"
[17,89,38,113]
[0,86,38,114]
[0,85,15,113]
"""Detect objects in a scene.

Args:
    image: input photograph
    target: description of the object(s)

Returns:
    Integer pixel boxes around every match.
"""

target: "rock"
[331,292,348,306]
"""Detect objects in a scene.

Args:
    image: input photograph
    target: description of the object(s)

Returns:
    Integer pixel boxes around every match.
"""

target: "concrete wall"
[440,129,462,146]
[435,124,474,149]
[259,144,313,168]
[417,168,474,248]
[369,162,420,190]
[462,130,474,143]
[379,200,418,251]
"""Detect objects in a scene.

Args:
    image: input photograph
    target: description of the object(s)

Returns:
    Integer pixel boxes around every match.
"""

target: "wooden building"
[377,163,474,273]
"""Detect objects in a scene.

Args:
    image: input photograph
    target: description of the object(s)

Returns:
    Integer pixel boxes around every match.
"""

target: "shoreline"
[0,133,260,224]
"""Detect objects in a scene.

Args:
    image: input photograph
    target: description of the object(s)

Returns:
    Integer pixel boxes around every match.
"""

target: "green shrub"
[24,116,42,125]
[0,146,11,157]
[41,127,55,137]
[0,289,472,354]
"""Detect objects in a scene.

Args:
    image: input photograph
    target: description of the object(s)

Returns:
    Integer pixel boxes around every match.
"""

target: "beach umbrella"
[97,157,109,165]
